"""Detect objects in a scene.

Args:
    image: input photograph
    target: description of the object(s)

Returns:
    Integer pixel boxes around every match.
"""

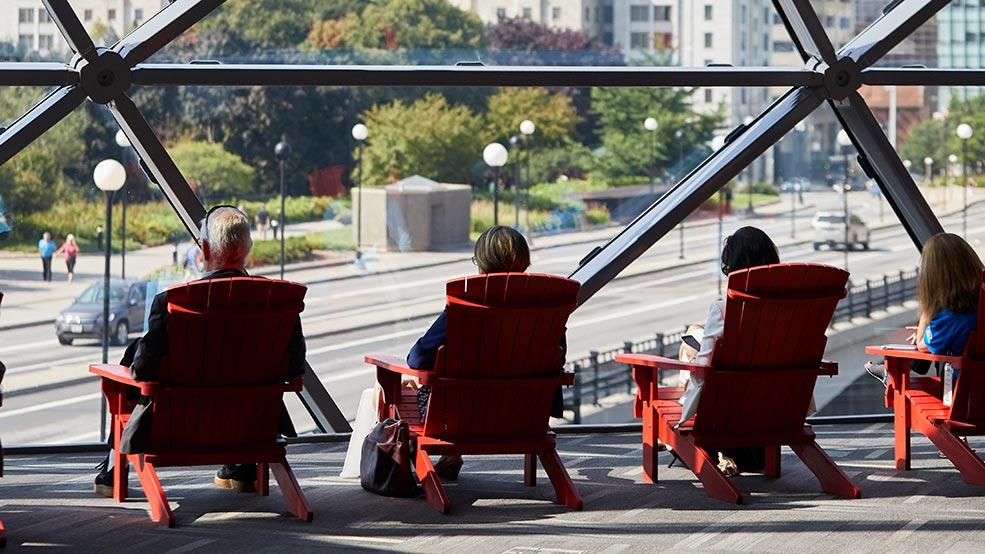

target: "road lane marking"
[0,392,102,419]
[0,339,58,355]
[6,349,126,375]
[570,293,707,328]
[306,327,426,356]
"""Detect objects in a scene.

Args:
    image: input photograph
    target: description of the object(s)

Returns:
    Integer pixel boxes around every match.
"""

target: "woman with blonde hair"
[868,232,983,382]
[54,233,79,283]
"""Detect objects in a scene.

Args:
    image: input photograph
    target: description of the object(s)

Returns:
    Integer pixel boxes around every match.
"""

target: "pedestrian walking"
[183,243,203,280]
[256,203,270,240]
[38,232,56,282]
[54,234,79,283]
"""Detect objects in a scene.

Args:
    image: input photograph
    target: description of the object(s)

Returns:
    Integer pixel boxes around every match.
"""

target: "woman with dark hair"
[678,226,779,474]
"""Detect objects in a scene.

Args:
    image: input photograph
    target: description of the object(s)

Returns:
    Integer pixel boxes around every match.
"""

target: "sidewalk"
[0,185,967,331]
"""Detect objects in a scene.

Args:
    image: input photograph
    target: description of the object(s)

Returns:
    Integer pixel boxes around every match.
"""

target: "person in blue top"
[868,233,983,383]
[38,232,56,282]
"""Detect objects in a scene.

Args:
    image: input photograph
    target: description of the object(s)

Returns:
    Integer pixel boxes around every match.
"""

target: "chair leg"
[538,448,583,511]
[130,455,174,528]
[523,454,537,487]
[270,460,313,522]
[257,463,270,496]
[642,405,659,484]
[675,437,743,504]
[921,424,985,486]
[791,441,862,499]
[112,415,128,502]
[894,389,911,471]
[415,449,450,514]
[765,445,781,478]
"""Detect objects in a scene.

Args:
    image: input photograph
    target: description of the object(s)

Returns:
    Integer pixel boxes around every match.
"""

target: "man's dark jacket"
[119,268,305,452]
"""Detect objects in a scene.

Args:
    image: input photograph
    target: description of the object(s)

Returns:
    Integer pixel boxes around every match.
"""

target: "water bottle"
[943,362,955,407]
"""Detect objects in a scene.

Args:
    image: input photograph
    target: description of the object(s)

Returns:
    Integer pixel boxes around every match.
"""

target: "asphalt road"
[2,191,982,446]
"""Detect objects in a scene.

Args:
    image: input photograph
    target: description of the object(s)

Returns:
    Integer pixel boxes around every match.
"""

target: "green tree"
[361,93,483,185]
[485,88,581,146]
[947,94,985,170]
[170,141,256,199]
[0,87,85,213]
[590,87,720,179]
[344,0,484,50]
[899,118,948,170]
[199,0,361,48]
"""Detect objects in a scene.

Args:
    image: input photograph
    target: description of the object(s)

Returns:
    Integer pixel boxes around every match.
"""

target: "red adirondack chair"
[865,269,985,484]
[617,263,862,503]
[89,277,313,527]
[365,273,583,513]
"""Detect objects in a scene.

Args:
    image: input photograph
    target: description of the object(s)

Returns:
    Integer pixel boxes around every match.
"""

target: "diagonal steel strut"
[0,86,87,167]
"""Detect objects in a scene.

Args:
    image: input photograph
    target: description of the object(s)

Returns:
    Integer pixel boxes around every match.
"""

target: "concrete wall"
[351,183,471,252]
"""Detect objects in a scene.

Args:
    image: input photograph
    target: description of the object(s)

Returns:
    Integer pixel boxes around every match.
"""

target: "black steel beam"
[107,94,206,239]
[298,363,353,434]
[772,0,838,66]
[830,92,943,247]
[42,0,98,62]
[0,63,77,86]
[0,85,86,166]
[131,63,823,88]
[840,0,950,69]
[568,86,824,305]
[863,68,985,86]
[114,0,228,67]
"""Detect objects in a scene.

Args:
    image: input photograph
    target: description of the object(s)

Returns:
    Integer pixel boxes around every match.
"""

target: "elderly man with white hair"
[93,206,306,496]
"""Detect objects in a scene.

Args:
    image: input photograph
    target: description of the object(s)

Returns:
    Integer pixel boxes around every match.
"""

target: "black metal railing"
[564,267,919,423]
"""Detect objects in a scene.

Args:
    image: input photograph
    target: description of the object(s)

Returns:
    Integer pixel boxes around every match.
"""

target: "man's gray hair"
[200,207,252,266]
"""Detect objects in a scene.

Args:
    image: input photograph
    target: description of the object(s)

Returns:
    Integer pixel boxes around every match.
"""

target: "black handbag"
[360,418,419,497]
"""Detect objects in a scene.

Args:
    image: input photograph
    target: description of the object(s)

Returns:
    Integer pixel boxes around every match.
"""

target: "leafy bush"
[229,196,348,224]
[738,181,780,195]
[584,207,611,225]
[247,236,317,268]
[170,141,256,198]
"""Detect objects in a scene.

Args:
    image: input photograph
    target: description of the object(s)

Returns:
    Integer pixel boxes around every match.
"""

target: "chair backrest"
[949,269,985,428]
[148,277,306,452]
[424,273,579,441]
[695,263,848,441]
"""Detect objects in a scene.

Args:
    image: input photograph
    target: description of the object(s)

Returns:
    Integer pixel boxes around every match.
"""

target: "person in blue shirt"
[38,232,56,282]
[868,233,982,383]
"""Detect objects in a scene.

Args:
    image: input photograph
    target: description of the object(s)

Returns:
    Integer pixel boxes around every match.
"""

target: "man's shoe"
[94,456,126,498]
[214,464,257,492]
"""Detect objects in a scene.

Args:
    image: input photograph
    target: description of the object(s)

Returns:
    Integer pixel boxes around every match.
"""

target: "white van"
[811,211,870,251]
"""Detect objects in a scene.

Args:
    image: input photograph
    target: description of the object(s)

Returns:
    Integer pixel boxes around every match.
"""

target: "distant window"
[39,9,52,23]
[18,8,34,23]
[741,89,747,103]
[654,6,671,21]
[703,58,713,66]
[773,40,794,52]
[17,34,32,51]
[655,32,672,48]
[108,8,117,20]
[630,32,649,49]
[704,5,713,20]
[135,8,144,21]
[84,9,93,21]
[603,5,613,23]
[39,34,54,51]
[704,32,713,48]
[602,32,614,44]
[840,17,850,28]
[497,7,506,19]
[968,32,977,43]
[585,7,590,20]
[630,5,649,22]
[704,89,713,102]
[552,6,561,20]
[773,13,782,24]
[825,16,835,26]
[595,7,600,22]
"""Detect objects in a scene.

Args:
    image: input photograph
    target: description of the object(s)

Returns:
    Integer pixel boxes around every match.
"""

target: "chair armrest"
[864,346,964,366]
[286,376,303,392]
[364,354,434,384]
[819,359,839,376]
[89,364,157,396]
[615,353,707,380]
[560,371,575,386]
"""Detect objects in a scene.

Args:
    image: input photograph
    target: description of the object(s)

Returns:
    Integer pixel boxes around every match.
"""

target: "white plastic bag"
[340,386,381,478]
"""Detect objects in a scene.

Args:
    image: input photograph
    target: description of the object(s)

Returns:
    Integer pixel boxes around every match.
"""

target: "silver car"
[55,280,148,346]
[812,211,871,251]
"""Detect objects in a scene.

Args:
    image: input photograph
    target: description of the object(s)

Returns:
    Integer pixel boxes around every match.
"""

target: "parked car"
[812,211,870,251]
[55,280,148,346]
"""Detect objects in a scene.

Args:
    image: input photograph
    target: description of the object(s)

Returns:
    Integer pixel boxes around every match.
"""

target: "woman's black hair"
[720,226,780,275]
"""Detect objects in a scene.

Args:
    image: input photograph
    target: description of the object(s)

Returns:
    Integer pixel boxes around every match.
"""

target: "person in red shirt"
[54,234,79,283]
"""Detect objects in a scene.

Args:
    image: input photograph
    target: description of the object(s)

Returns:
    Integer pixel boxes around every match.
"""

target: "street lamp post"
[275,137,291,280]
[743,116,755,214]
[351,123,368,261]
[948,153,959,210]
[114,130,132,279]
[644,117,658,195]
[483,143,508,226]
[94,159,125,442]
[520,120,535,232]
[958,123,974,237]
[923,156,934,185]
[837,129,853,272]
[509,135,521,228]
